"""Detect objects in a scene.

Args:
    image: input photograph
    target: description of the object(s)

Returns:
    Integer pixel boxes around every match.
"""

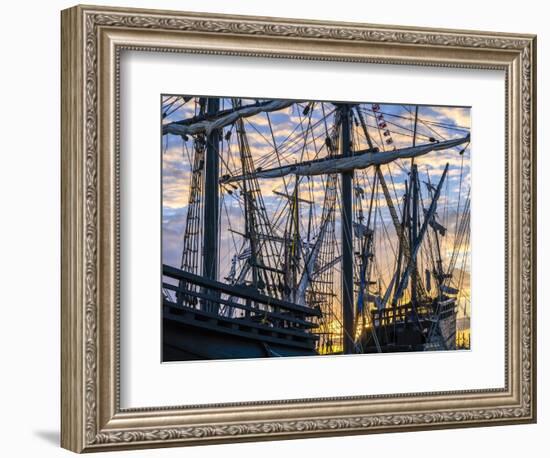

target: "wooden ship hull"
[162,265,319,361]
[163,306,318,361]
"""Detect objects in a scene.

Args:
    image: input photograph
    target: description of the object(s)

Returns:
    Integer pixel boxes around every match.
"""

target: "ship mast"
[410,164,420,306]
[202,97,221,313]
[410,106,420,307]
[392,163,449,307]
[340,104,355,354]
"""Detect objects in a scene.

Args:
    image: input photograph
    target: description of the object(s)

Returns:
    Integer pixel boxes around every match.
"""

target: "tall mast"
[410,106,420,305]
[202,97,220,313]
[290,175,301,302]
[393,164,449,305]
[340,104,355,354]
[393,180,409,305]
[411,164,419,305]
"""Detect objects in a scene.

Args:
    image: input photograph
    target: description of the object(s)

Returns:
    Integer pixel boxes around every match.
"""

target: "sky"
[161,96,471,336]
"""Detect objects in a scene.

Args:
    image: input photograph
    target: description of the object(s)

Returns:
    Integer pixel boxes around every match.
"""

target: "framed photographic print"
[61,4,537,453]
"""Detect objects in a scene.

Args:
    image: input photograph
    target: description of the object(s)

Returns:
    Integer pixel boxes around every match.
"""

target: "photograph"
[161,96,471,361]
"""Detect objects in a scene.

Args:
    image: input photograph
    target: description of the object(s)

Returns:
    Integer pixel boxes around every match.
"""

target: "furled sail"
[162,100,297,137]
[220,134,470,183]
[440,284,459,295]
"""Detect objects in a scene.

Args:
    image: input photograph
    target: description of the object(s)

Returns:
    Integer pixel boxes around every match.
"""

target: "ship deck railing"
[162,264,321,332]
[371,298,455,327]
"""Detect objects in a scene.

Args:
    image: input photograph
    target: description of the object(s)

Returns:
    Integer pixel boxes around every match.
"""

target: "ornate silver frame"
[61,4,537,453]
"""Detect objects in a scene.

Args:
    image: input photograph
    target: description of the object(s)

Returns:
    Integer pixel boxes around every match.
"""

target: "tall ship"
[161,96,471,361]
